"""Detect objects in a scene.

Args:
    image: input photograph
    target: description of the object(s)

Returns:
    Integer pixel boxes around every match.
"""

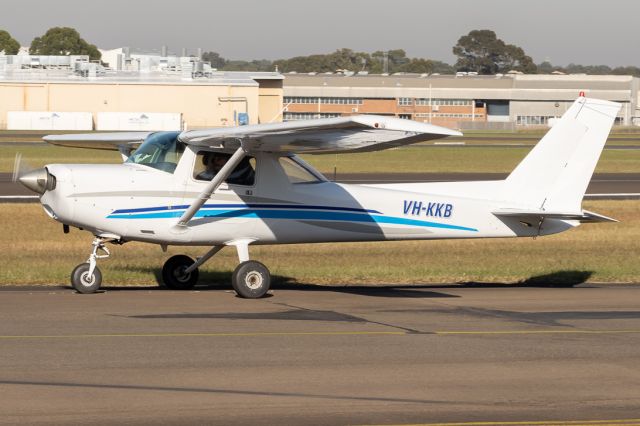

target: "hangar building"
[283,73,639,129]
[0,55,283,131]
[1,52,639,131]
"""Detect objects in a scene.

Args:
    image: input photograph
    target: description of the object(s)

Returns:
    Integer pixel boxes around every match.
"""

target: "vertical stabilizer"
[501,97,620,212]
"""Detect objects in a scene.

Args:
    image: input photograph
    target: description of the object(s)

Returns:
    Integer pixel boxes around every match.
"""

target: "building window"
[283,112,341,121]
[516,116,557,126]
[415,113,483,119]
[398,97,413,106]
[398,114,412,119]
[415,98,473,106]
[320,97,363,105]
[518,115,624,126]
[283,97,362,105]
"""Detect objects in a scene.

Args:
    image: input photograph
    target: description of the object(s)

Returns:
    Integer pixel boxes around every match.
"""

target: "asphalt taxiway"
[2,284,640,425]
[2,172,640,201]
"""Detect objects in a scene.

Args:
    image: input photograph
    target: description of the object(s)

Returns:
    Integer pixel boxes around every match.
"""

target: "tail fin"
[501,97,620,212]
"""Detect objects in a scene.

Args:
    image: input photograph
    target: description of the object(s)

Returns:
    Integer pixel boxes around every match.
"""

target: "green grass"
[0,201,638,287]
[301,147,640,174]
[1,145,120,173]
[2,144,639,174]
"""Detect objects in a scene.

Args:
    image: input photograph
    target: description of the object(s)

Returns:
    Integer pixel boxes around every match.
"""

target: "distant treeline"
[205,29,640,77]
[3,26,639,77]
[205,48,640,77]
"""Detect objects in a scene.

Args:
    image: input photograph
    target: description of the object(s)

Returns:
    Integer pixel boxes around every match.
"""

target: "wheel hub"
[245,271,263,290]
[173,267,190,283]
[80,271,95,286]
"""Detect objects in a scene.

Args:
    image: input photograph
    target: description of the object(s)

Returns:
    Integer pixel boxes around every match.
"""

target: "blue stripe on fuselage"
[106,206,478,232]
[111,203,381,215]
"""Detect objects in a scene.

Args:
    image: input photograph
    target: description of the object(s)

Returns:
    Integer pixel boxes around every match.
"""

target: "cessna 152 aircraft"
[18,96,619,298]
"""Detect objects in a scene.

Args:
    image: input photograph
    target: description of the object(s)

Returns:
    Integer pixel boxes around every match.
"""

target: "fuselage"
[38,146,574,247]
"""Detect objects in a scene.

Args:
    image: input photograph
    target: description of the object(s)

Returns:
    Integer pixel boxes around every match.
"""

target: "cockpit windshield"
[126,131,185,173]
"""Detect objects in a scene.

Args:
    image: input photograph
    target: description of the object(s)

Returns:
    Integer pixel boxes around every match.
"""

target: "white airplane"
[18,96,619,298]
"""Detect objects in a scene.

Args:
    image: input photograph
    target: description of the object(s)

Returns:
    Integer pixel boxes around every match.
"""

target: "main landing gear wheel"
[232,260,271,299]
[162,255,199,290]
[71,263,102,294]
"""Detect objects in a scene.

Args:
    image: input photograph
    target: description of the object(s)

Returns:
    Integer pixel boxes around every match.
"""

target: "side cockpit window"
[126,131,184,173]
[193,151,256,186]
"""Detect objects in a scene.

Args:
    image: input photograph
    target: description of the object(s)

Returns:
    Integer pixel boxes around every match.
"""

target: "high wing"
[179,115,462,154]
[43,132,152,151]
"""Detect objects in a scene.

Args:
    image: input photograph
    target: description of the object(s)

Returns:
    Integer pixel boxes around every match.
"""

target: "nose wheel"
[71,237,113,294]
[71,263,102,294]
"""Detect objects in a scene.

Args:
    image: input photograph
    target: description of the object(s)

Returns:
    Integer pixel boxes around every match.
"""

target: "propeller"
[12,152,34,183]
[12,153,53,194]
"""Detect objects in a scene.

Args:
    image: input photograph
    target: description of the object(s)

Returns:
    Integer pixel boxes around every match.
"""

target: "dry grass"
[0,200,638,287]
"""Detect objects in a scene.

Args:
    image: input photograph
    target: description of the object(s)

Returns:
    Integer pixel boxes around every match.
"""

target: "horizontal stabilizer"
[493,208,618,223]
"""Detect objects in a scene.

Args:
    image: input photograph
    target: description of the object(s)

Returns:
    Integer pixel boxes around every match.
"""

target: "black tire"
[162,255,199,290]
[232,261,271,299]
[71,263,102,294]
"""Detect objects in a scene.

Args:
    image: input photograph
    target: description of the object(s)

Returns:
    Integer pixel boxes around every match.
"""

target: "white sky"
[1,0,637,66]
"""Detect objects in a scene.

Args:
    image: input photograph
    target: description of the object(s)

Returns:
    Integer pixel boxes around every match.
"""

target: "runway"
[2,284,640,424]
[2,172,640,201]
[335,172,640,197]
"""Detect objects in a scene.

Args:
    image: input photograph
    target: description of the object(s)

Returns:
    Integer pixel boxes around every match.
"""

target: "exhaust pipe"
[18,167,56,194]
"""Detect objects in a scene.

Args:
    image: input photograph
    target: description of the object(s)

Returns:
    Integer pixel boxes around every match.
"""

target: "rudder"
[501,97,620,212]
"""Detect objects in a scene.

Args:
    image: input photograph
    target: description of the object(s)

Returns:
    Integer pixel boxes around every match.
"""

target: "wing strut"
[174,146,246,228]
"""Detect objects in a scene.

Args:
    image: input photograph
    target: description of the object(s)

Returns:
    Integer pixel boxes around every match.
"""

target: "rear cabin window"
[278,156,323,184]
[193,151,256,186]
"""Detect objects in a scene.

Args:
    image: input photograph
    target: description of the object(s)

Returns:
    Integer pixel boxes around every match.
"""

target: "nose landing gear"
[71,237,114,293]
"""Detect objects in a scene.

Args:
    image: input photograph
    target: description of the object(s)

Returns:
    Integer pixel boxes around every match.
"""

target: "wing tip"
[352,114,462,137]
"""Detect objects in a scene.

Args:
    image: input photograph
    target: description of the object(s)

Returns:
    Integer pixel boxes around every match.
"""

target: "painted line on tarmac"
[363,419,640,426]
[0,330,406,339]
[435,329,640,335]
[2,329,640,340]
[585,193,640,197]
[0,195,38,199]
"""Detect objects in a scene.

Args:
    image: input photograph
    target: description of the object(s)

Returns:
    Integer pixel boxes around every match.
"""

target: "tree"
[500,44,537,74]
[398,58,455,74]
[30,27,101,61]
[453,29,536,74]
[217,47,455,75]
[611,66,640,77]
[275,48,370,73]
[0,29,20,55]
[201,51,226,69]
[222,59,272,72]
[371,49,409,73]
[537,61,556,74]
